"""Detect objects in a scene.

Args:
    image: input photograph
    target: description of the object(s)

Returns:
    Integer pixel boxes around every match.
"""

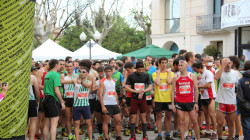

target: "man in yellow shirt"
[153,57,174,140]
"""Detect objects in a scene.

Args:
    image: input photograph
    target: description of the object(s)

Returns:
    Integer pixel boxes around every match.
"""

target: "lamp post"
[79,31,101,60]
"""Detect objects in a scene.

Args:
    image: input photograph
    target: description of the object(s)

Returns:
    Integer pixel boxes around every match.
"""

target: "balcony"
[196,14,227,34]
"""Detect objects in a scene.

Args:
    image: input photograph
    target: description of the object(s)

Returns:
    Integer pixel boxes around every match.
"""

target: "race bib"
[77,92,88,99]
[146,95,152,100]
[179,85,191,94]
[159,84,169,91]
[135,83,145,91]
[223,83,234,88]
[108,90,116,97]
[66,91,74,97]
[200,89,204,94]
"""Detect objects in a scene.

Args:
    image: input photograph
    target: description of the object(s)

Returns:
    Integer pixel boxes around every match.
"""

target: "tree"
[81,0,120,45]
[59,16,146,53]
[34,0,93,46]
[203,45,221,58]
[132,0,152,46]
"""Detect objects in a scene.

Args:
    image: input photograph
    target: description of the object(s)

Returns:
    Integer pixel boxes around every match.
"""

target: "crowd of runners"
[22,50,250,140]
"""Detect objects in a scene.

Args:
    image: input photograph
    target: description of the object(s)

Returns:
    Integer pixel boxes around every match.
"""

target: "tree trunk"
[146,29,152,46]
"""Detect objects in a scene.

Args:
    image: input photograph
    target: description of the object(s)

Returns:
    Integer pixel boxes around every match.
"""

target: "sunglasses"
[79,70,87,73]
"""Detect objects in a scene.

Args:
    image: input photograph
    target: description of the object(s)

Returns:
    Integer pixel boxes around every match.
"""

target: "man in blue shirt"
[145,55,157,73]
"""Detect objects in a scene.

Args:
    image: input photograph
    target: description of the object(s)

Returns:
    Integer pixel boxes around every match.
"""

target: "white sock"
[184,131,188,137]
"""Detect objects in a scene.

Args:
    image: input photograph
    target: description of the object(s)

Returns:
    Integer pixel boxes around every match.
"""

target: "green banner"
[0,0,35,138]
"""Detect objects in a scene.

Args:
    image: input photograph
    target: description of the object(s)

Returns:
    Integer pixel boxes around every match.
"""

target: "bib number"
[179,85,191,94]
[159,84,169,91]
[200,89,204,94]
[108,90,116,97]
[66,92,74,97]
[223,83,234,88]
[77,92,88,99]
[135,83,145,91]
[146,95,152,100]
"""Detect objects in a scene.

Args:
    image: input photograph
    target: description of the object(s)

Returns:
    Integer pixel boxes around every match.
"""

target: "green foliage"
[58,27,90,51]
[58,16,146,53]
[203,45,221,58]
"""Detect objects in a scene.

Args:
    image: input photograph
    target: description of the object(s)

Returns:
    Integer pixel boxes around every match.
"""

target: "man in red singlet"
[171,60,200,140]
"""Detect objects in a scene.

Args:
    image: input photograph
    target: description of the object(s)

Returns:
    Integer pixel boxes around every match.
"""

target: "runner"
[42,59,65,140]
[153,57,174,140]
[60,61,78,139]
[35,60,49,139]
[214,58,239,140]
[145,55,157,74]
[28,73,40,140]
[73,66,93,140]
[98,65,123,140]
[171,60,200,140]
[93,66,106,139]
[192,61,217,138]
[125,61,152,140]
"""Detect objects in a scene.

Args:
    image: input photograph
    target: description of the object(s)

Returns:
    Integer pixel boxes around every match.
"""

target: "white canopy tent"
[73,39,121,60]
[32,39,73,61]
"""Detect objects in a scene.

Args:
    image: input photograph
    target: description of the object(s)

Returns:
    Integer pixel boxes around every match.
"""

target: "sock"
[158,133,162,137]
[206,130,211,134]
[184,131,188,137]
[223,126,225,131]
[97,123,103,134]
[130,123,135,138]
[235,134,239,138]
[166,132,170,136]
[142,123,147,138]
[125,116,129,128]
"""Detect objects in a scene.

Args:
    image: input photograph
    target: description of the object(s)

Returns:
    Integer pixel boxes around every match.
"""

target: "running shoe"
[124,128,130,136]
[188,130,192,137]
[200,130,206,138]
[154,127,158,133]
[116,136,124,140]
[68,134,74,140]
[129,138,135,140]
[98,134,105,140]
[142,137,148,140]
[111,130,116,138]
[135,128,141,134]
[35,133,41,139]
[155,136,162,140]
[222,131,229,136]
[204,132,211,138]
[184,135,192,140]
[61,131,69,137]
[211,133,217,139]
[201,125,206,130]
[147,123,153,130]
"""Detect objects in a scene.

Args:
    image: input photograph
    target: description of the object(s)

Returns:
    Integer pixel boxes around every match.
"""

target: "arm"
[192,74,199,103]
[98,82,105,107]
[214,67,224,80]
[125,85,137,93]
[198,82,211,89]
[60,74,76,84]
[36,70,43,90]
[167,70,173,84]
[55,86,64,104]
[171,76,177,106]
[32,75,40,103]
[144,84,152,93]
[153,70,160,86]
[81,79,92,88]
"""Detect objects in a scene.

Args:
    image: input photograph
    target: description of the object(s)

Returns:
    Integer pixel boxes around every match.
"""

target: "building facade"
[151,0,241,57]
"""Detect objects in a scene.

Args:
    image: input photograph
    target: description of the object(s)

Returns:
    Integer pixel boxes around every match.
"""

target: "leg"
[174,112,178,131]
[235,115,242,137]
[164,111,172,134]
[85,119,93,140]
[208,100,217,132]
[74,120,81,140]
[65,107,72,134]
[130,114,137,138]
[50,117,60,140]
[113,113,122,137]
[140,112,147,137]
[156,111,163,134]
[227,111,236,140]
[184,112,190,132]
[188,110,200,140]
[29,117,38,140]
[96,112,103,134]
[43,118,50,140]
[203,106,211,132]
[216,110,226,139]
[177,109,186,140]
[241,115,250,139]
[146,105,152,126]
[103,115,111,139]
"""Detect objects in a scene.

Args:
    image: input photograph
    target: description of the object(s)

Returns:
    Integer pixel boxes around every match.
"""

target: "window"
[214,0,224,14]
[241,27,250,44]
[165,0,180,33]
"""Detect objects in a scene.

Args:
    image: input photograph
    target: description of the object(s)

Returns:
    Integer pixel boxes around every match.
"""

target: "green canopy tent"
[117,45,177,59]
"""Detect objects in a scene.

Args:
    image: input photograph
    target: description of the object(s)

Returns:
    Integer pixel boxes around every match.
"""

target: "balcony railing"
[196,14,222,33]
[165,18,180,33]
